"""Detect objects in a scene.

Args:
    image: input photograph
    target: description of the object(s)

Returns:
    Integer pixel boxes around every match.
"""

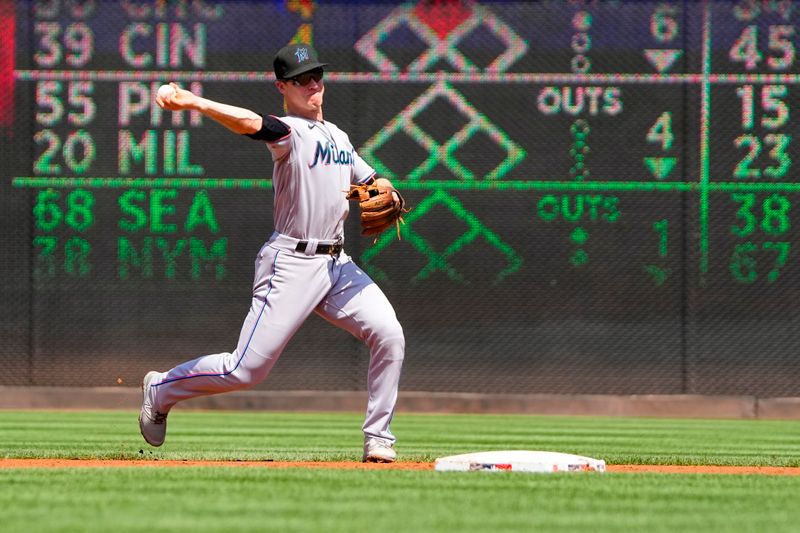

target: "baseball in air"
[157,84,175,100]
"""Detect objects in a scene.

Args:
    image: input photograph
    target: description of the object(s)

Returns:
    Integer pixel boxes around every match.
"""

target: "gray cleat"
[363,436,397,463]
[138,371,168,447]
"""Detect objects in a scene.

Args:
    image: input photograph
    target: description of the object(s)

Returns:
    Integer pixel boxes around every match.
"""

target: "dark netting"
[2,1,800,396]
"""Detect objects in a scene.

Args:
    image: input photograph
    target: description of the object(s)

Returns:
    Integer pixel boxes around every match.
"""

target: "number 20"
[34,130,96,174]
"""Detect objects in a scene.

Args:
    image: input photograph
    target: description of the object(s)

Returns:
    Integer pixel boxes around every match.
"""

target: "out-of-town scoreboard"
[4,0,800,395]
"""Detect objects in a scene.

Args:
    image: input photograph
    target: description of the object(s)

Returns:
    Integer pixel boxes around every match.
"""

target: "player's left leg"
[315,254,405,460]
[139,245,333,446]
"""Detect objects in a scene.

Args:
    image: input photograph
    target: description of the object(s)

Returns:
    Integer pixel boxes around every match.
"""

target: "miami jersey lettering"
[310,140,356,167]
[264,115,375,241]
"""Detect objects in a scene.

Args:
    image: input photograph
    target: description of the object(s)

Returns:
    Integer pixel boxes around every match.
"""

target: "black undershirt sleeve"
[244,114,290,142]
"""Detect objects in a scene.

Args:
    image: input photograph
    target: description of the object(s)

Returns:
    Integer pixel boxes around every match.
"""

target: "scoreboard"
[3,0,800,396]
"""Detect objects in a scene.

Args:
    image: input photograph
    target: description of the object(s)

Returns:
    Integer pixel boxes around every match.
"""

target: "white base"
[434,450,606,473]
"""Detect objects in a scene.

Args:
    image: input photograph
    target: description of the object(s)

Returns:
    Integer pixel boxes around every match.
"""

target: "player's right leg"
[139,243,332,446]
[315,256,405,461]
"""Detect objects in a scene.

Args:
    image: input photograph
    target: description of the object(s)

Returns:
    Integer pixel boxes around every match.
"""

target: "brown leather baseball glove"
[346,182,406,238]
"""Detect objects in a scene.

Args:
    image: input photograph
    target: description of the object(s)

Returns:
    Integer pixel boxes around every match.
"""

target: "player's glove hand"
[346,182,407,238]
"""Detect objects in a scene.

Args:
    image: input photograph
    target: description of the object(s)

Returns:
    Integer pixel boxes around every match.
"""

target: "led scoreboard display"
[4,0,800,396]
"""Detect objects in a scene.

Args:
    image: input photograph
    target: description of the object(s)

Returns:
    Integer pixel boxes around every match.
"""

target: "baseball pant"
[149,232,405,442]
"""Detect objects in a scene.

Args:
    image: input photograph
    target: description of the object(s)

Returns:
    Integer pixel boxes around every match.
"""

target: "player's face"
[276,69,325,118]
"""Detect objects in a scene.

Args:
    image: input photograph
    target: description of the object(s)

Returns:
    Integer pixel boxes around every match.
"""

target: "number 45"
[729,25,795,70]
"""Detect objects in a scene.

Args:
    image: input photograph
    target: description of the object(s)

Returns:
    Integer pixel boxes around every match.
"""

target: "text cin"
[120,23,206,68]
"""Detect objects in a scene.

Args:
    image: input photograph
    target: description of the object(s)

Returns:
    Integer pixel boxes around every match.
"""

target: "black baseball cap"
[273,43,328,80]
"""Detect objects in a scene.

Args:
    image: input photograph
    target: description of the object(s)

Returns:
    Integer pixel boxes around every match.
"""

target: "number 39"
[34,22,94,68]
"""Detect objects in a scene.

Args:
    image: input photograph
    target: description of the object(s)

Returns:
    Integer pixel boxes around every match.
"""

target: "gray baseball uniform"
[146,115,405,443]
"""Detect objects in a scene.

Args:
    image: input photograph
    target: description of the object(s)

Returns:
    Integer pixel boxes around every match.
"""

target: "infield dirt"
[1,459,799,475]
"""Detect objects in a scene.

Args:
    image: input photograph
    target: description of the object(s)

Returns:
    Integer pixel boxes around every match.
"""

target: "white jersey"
[265,115,376,241]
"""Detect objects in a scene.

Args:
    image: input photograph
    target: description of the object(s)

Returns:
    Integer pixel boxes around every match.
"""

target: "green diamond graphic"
[361,81,526,182]
[362,190,521,284]
[355,4,528,73]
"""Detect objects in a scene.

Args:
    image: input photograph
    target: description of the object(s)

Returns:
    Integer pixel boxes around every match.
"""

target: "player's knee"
[224,346,281,387]
[368,318,405,359]
[223,363,269,390]
[376,316,404,341]
[235,363,274,387]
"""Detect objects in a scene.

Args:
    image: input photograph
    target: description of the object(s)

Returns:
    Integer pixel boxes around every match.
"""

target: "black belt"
[295,241,342,255]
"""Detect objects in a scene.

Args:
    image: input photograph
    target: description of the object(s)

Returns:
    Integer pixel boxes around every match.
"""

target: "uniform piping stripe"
[359,172,377,184]
[153,250,281,387]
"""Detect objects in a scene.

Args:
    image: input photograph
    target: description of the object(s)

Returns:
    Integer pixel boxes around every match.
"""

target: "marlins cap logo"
[295,47,310,62]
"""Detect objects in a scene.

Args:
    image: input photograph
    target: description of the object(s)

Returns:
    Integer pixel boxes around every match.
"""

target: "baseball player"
[139,43,405,463]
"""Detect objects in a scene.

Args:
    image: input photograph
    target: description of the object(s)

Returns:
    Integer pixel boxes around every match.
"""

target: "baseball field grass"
[2,410,800,532]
